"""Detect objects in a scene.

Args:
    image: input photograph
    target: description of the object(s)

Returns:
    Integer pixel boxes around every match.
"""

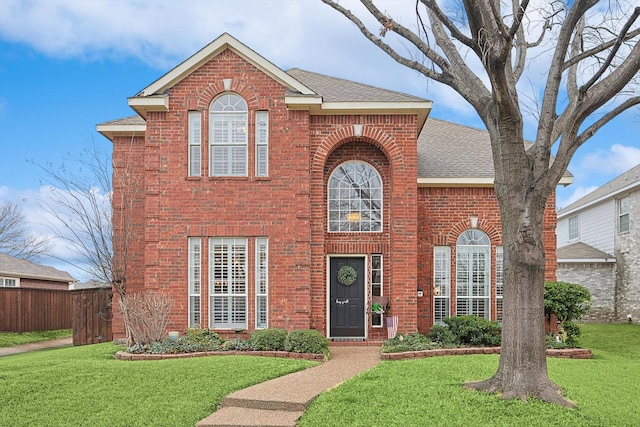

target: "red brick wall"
[309,115,419,337]
[19,278,69,290]
[416,186,558,333]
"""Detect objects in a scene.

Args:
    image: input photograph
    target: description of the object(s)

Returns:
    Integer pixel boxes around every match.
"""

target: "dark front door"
[329,257,365,338]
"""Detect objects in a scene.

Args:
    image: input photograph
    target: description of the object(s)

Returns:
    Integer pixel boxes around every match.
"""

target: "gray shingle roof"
[557,242,615,261]
[558,163,640,215]
[286,68,427,103]
[0,253,76,283]
[97,115,145,127]
[418,118,497,179]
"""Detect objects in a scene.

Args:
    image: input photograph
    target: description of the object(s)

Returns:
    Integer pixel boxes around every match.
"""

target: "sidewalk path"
[0,337,73,357]
[197,346,381,427]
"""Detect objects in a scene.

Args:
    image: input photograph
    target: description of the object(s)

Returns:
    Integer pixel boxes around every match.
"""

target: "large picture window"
[456,229,490,319]
[328,161,382,232]
[210,94,248,176]
[209,238,247,329]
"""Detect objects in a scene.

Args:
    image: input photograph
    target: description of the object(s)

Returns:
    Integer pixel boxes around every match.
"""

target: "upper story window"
[328,161,382,232]
[209,93,248,176]
[568,215,579,241]
[188,111,201,177]
[255,111,269,177]
[618,196,630,233]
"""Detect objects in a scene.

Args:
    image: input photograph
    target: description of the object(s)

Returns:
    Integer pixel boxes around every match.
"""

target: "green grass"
[0,343,316,426]
[0,329,72,347]
[299,323,640,427]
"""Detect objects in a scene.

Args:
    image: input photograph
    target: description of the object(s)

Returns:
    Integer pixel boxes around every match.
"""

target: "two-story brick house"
[557,164,640,322]
[98,33,563,342]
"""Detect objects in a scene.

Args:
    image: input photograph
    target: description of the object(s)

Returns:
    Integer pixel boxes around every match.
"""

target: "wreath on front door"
[337,265,358,286]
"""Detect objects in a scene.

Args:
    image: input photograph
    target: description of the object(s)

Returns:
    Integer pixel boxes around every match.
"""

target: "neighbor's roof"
[558,163,640,217]
[418,118,573,186]
[557,242,616,262]
[0,253,76,283]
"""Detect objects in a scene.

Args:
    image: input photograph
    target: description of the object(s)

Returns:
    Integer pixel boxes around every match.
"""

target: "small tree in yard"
[323,0,639,406]
[40,141,163,346]
[544,281,591,344]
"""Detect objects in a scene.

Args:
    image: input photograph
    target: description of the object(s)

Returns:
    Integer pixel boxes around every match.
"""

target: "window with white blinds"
[255,238,268,329]
[209,94,248,176]
[188,238,201,328]
[209,238,247,329]
[255,111,269,177]
[433,246,451,324]
[188,111,201,177]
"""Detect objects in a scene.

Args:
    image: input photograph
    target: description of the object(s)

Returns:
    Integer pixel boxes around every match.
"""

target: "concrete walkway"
[197,346,382,427]
[0,337,73,356]
[0,337,73,357]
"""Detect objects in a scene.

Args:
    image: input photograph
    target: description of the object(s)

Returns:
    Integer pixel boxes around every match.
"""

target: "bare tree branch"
[0,202,52,260]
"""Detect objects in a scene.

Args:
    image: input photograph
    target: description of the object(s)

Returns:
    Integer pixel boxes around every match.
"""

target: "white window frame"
[209,94,248,177]
[371,254,383,328]
[255,111,269,177]
[188,111,201,177]
[0,277,19,287]
[209,238,247,329]
[188,238,201,328]
[456,229,491,319]
[568,215,579,241]
[496,246,503,323]
[618,196,630,233]
[433,246,451,324]
[255,238,269,329]
[327,161,383,232]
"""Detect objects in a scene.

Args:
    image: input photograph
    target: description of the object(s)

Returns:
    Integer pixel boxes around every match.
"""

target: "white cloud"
[579,144,640,176]
[556,185,599,211]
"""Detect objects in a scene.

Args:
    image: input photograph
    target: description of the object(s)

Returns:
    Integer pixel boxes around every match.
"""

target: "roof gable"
[138,33,314,98]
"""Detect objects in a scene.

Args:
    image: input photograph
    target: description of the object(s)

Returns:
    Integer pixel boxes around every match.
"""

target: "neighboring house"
[557,164,640,322]
[0,252,75,290]
[97,33,566,342]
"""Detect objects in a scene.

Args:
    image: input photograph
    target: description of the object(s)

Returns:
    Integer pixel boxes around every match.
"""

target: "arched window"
[456,229,490,319]
[328,161,382,232]
[210,93,247,176]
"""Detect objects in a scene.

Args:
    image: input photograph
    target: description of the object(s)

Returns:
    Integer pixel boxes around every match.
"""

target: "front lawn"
[0,343,316,427]
[299,323,640,426]
[0,329,72,347]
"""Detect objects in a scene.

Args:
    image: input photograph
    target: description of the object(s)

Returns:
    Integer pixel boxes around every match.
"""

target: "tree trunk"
[466,139,574,407]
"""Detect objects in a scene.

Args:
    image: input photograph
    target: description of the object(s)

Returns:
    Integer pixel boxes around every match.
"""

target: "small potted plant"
[371,302,385,314]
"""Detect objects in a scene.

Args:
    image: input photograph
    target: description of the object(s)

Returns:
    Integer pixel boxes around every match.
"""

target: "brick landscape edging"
[380,347,592,360]
[114,350,325,361]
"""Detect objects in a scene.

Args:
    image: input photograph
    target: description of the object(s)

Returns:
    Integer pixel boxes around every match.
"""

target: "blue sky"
[0,0,638,278]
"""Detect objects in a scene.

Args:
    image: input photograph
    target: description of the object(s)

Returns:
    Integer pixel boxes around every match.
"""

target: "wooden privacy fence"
[0,287,73,332]
[72,287,113,345]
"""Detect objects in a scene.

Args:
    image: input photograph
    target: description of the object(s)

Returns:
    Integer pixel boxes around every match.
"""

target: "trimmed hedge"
[248,328,288,351]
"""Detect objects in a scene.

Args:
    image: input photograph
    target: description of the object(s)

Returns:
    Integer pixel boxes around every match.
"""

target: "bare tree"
[0,202,51,260]
[40,140,138,344]
[323,0,639,406]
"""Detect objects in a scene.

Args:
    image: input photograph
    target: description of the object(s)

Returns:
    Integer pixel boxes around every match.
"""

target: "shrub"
[382,333,439,353]
[284,329,329,355]
[119,292,174,346]
[248,328,288,351]
[427,324,459,346]
[545,281,591,347]
[185,328,224,347]
[443,316,501,347]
